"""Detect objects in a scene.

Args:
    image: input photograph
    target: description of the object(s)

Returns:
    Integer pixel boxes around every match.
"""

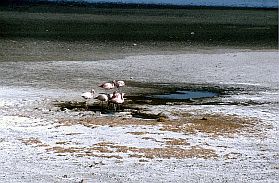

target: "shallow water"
[149,90,218,100]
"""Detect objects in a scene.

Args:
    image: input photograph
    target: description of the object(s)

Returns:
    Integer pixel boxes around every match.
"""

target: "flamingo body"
[81,89,95,99]
[115,80,125,88]
[95,94,109,109]
[95,94,109,102]
[110,92,125,111]
[110,93,125,104]
[99,82,115,90]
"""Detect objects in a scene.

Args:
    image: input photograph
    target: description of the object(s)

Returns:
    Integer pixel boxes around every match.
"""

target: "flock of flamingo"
[81,80,126,111]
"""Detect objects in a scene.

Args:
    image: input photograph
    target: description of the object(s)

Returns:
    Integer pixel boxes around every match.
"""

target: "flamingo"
[94,94,109,109]
[107,91,120,109]
[110,91,121,98]
[81,89,95,109]
[81,89,95,99]
[110,92,125,111]
[99,81,115,90]
[115,80,125,88]
[114,80,125,91]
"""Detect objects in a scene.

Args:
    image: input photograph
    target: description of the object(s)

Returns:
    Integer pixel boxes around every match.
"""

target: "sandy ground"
[0,48,278,182]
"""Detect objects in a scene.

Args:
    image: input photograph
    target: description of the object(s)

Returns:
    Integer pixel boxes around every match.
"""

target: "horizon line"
[2,0,278,9]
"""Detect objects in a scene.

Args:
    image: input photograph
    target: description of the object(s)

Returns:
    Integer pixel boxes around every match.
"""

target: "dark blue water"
[56,0,278,8]
[149,90,218,100]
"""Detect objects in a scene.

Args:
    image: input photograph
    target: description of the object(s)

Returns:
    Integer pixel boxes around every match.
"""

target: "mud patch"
[43,140,217,160]
[164,138,190,146]
[19,137,49,147]
[159,112,261,137]
[20,112,258,160]
[57,111,261,137]
[128,146,218,159]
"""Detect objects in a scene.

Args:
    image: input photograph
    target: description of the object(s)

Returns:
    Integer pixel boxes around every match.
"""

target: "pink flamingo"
[107,91,119,109]
[99,81,116,90]
[110,92,125,111]
[115,80,125,88]
[115,80,125,91]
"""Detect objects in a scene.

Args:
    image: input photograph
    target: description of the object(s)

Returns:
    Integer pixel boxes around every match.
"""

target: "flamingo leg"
[84,100,88,110]
[101,101,104,110]
[106,101,109,109]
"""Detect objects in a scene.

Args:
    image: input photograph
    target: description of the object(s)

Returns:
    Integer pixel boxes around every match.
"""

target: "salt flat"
[0,50,278,182]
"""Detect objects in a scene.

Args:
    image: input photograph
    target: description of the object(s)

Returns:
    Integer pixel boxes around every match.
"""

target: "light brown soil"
[19,111,259,160]
[57,111,260,137]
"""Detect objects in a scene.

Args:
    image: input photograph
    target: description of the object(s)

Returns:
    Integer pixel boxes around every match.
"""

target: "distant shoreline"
[0,2,278,50]
[0,1,278,11]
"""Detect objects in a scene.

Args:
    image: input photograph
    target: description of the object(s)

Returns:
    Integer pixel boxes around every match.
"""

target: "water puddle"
[53,83,222,117]
[147,90,218,100]
[53,90,218,114]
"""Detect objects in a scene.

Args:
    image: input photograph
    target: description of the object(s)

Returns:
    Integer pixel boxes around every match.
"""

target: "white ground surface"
[0,50,279,182]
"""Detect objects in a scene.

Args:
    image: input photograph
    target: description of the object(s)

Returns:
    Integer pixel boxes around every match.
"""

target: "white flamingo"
[81,89,95,99]
[81,89,95,109]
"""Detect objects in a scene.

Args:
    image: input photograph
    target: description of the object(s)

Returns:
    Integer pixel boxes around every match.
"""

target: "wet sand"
[0,5,279,183]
